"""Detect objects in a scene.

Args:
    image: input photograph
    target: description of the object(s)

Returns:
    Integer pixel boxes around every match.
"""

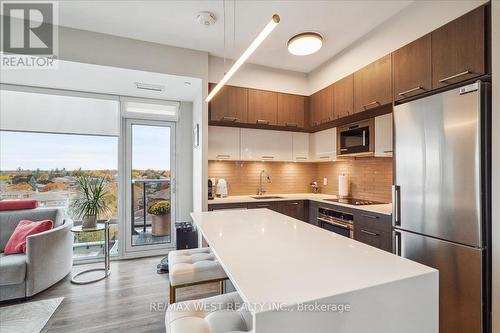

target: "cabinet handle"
[285,202,299,206]
[216,154,231,159]
[319,156,330,159]
[261,156,274,160]
[361,229,379,236]
[362,101,380,110]
[256,204,270,208]
[439,70,472,83]
[221,116,238,122]
[295,156,308,160]
[398,86,424,96]
[383,150,393,154]
[256,119,270,125]
[360,213,379,219]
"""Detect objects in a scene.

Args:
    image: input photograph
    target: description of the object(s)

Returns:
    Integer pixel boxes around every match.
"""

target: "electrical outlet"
[323,177,328,186]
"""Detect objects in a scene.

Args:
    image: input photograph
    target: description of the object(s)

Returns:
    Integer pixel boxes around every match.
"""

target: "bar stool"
[168,247,228,304]
[165,291,253,333]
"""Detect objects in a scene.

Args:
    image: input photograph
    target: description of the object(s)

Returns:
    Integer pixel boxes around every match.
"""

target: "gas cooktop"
[324,198,387,206]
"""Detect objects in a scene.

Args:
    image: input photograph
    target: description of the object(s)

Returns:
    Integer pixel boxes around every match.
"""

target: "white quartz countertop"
[191,209,436,313]
[209,193,393,215]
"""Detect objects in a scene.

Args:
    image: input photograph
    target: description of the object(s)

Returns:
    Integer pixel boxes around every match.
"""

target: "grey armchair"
[0,208,73,301]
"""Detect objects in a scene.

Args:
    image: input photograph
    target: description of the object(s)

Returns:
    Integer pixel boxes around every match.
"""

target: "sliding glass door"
[124,119,176,254]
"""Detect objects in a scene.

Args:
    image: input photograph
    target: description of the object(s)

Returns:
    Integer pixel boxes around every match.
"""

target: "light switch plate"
[323,177,328,186]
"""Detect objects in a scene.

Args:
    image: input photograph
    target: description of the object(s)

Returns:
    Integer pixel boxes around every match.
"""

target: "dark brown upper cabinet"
[332,75,354,119]
[432,5,486,89]
[209,83,248,123]
[247,88,278,126]
[309,84,334,127]
[393,34,432,101]
[353,54,392,113]
[277,93,306,128]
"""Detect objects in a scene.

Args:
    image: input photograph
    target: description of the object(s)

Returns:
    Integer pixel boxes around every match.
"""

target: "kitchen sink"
[252,196,284,200]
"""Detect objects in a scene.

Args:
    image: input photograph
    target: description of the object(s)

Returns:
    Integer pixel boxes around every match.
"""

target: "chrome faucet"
[258,170,272,196]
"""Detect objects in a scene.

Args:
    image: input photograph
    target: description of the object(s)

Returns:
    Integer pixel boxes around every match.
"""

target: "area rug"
[0,297,63,333]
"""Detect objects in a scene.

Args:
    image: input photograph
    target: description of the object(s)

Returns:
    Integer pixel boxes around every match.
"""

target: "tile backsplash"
[208,157,393,202]
[316,158,393,203]
[208,161,317,196]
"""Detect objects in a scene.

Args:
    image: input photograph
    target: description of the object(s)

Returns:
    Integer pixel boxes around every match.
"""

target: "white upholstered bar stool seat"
[168,247,228,303]
[165,292,253,333]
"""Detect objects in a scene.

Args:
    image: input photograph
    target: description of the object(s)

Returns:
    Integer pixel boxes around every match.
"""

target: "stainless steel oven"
[317,206,354,239]
[337,119,374,156]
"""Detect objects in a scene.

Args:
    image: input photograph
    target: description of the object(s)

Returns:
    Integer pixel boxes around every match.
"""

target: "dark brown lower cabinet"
[209,200,306,221]
[274,201,305,221]
[247,202,279,211]
[208,203,248,211]
[353,212,392,252]
[308,200,319,226]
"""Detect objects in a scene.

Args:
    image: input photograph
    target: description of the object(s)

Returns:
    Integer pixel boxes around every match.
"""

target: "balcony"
[131,179,172,247]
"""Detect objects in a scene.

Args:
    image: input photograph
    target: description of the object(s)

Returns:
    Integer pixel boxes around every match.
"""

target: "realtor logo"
[2,2,55,54]
[1,1,58,68]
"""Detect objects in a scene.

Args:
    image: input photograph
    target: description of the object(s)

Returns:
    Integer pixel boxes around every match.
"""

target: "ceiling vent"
[134,82,164,92]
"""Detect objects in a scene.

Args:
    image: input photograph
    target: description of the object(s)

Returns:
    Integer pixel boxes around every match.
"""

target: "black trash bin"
[175,222,198,250]
[157,222,198,274]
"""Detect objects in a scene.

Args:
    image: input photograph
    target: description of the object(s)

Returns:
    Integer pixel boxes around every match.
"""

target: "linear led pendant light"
[205,14,280,102]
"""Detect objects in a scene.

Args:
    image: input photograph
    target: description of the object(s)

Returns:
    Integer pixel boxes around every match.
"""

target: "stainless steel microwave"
[337,119,374,156]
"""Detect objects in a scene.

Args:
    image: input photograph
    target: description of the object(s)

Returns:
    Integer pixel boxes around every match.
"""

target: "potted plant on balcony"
[147,200,171,236]
[71,176,110,229]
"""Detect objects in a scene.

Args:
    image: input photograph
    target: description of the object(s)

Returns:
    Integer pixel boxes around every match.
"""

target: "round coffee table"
[71,220,110,284]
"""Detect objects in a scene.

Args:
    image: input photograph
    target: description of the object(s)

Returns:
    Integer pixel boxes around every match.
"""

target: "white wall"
[192,80,208,212]
[491,1,499,331]
[209,56,309,95]
[308,0,488,94]
[176,102,193,222]
[59,25,208,80]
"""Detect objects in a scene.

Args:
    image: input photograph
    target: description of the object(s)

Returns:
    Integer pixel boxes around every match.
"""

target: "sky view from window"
[0,127,171,171]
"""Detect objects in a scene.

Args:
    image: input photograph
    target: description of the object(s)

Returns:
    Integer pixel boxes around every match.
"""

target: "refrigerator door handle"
[393,230,401,256]
[392,185,401,226]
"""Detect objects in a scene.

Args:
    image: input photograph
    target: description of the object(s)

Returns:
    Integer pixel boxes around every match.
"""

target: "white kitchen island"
[191,209,438,333]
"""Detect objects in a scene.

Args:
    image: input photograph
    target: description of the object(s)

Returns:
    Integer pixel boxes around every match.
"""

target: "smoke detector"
[196,11,216,26]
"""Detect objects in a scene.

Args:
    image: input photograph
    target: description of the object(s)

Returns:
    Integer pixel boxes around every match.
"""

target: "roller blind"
[121,98,179,121]
[0,86,120,136]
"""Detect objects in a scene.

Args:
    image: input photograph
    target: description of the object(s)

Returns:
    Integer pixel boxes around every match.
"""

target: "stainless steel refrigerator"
[393,81,491,333]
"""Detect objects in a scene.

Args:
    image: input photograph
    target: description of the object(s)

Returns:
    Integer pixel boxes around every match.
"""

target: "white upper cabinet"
[240,128,293,161]
[292,132,310,162]
[375,113,393,157]
[310,128,337,161]
[208,126,241,160]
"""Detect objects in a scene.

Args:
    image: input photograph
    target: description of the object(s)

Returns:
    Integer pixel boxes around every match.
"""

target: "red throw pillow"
[0,200,38,211]
[3,220,54,254]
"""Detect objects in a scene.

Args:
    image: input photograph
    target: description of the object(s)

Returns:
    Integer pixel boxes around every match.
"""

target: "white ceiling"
[57,0,413,73]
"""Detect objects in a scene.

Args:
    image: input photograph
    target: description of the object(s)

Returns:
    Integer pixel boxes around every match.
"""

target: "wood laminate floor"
[6,256,220,333]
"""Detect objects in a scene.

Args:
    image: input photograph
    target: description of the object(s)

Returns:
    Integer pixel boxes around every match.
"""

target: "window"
[0,131,119,260]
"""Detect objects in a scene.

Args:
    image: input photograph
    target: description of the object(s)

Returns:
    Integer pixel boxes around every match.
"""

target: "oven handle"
[318,217,352,230]
[362,130,366,146]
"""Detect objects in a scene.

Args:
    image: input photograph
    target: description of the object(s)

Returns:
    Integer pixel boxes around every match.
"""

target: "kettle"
[216,179,228,198]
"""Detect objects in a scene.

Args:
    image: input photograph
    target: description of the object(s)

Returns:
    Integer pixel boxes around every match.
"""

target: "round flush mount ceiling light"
[287,32,323,56]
